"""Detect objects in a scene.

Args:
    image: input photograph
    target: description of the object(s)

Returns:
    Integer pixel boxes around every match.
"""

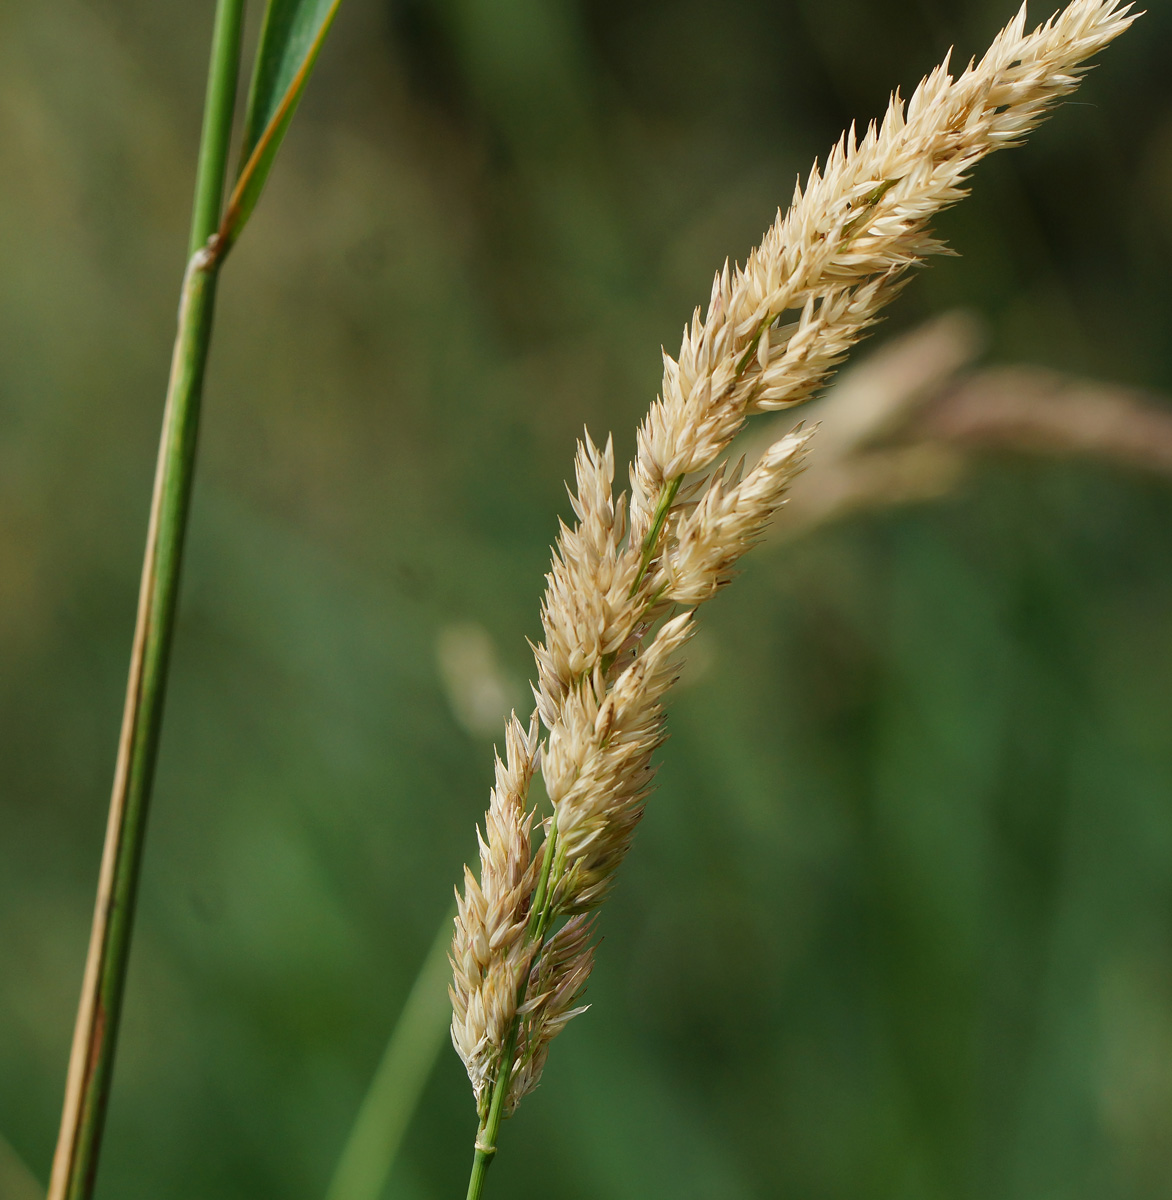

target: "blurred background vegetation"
[3,1,1172,1198]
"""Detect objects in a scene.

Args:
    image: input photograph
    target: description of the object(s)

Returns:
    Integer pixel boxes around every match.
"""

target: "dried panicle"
[451,0,1135,1127]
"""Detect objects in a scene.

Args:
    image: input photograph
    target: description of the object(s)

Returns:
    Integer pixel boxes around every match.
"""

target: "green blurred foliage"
[3,1,1172,1198]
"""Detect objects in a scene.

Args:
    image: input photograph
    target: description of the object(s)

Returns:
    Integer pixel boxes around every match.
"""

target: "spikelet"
[450,0,1136,1125]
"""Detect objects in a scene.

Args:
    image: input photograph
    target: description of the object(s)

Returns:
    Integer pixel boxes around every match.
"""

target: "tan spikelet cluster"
[450,0,1135,1125]
[449,714,541,1112]
[629,0,1135,536]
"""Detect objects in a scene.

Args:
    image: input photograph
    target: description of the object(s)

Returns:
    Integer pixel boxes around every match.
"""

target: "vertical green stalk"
[463,1022,518,1200]
[47,4,245,1198]
[463,817,561,1200]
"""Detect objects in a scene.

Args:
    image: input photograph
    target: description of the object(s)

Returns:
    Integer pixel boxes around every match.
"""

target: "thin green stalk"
[631,475,682,597]
[463,815,560,1200]
[325,910,456,1200]
[464,1018,518,1200]
[189,2,247,256]
[527,814,559,944]
[46,4,245,1198]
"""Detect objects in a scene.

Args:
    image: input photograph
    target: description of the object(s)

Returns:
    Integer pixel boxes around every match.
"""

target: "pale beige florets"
[630,0,1135,535]
[532,436,644,729]
[660,429,812,606]
[450,0,1135,1124]
[544,611,695,912]
[449,714,541,1113]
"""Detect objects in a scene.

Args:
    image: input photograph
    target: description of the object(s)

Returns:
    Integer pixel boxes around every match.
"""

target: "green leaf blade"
[240,0,336,159]
[219,0,341,250]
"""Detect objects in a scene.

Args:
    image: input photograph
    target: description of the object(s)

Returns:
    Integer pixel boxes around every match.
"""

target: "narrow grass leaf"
[219,0,341,249]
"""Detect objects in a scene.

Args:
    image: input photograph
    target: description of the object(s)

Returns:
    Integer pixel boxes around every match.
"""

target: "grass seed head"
[450,0,1137,1120]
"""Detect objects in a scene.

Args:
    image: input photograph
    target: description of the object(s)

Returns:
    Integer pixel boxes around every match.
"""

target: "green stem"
[630,474,683,598]
[464,1016,518,1200]
[527,812,559,942]
[189,1,246,255]
[464,814,561,1200]
[46,5,245,1199]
